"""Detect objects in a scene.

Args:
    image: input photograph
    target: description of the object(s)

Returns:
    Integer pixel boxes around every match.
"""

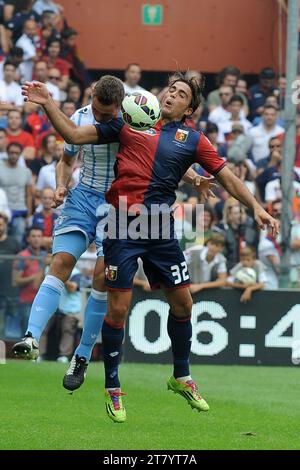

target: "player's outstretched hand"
[254,206,280,237]
[192,175,218,200]
[53,186,68,208]
[21,81,51,105]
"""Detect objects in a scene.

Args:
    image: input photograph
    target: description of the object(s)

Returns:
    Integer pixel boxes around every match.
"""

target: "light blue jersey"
[53,105,119,259]
[64,105,118,192]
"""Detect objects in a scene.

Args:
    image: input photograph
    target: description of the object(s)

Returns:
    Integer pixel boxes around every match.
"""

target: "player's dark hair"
[229,94,243,105]
[93,75,124,107]
[169,72,205,113]
[0,127,7,135]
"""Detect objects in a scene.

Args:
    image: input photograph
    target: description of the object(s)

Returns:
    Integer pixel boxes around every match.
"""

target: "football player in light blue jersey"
[13,76,125,391]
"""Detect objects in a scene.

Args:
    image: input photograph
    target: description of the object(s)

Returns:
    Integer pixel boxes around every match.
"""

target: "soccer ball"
[235,267,257,285]
[121,90,161,131]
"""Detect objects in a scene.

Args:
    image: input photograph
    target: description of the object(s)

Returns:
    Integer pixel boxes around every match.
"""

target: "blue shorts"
[53,183,110,259]
[103,237,190,291]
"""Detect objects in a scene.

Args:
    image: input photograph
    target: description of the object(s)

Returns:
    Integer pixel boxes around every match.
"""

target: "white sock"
[107,387,120,392]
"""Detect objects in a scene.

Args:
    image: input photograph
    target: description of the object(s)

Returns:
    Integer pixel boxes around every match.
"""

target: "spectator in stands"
[43,38,70,90]
[66,82,81,108]
[0,61,24,110]
[290,201,300,286]
[33,0,63,16]
[264,160,300,204]
[217,95,252,144]
[227,246,267,302]
[61,100,76,118]
[29,132,57,176]
[0,1,15,25]
[0,127,8,162]
[60,27,90,88]
[258,200,281,289]
[187,232,227,293]
[35,143,60,194]
[31,187,57,250]
[236,77,248,97]
[0,47,25,82]
[248,67,278,120]
[208,85,235,126]
[215,198,259,270]
[204,122,227,159]
[15,19,39,81]
[252,93,284,127]
[0,186,11,221]
[123,63,144,95]
[248,105,284,165]
[0,213,19,338]
[0,142,32,243]
[33,60,60,103]
[6,109,35,159]
[7,0,40,43]
[256,137,283,202]
[226,123,253,166]
[13,226,45,334]
[47,67,66,101]
[38,10,60,53]
[207,66,240,111]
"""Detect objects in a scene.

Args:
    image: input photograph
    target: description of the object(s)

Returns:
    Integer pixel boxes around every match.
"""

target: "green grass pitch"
[0,361,299,450]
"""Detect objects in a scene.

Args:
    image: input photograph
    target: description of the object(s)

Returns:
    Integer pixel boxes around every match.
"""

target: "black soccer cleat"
[63,354,88,391]
[12,332,39,360]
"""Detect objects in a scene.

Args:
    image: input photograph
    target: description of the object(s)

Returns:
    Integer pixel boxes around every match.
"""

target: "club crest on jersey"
[105,265,118,281]
[175,129,189,143]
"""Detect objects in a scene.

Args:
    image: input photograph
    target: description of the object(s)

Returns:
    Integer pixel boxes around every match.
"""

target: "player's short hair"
[93,75,124,107]
[240,246,255,258]
[207,232,226,247]
[169,72,205,112]
[0,127,7,135]
[229,94,243,105]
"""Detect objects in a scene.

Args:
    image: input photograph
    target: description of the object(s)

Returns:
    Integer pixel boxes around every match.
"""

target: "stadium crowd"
[0,0,300,356]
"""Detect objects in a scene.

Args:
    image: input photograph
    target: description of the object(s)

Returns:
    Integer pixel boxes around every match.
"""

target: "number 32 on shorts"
[171,262,189,285]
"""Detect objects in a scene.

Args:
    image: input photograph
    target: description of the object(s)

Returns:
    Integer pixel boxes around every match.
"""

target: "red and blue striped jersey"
[94,118,226,209]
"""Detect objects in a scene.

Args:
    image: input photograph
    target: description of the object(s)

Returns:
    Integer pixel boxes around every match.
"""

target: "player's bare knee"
[172,297,193,318]
[49,253,75,282]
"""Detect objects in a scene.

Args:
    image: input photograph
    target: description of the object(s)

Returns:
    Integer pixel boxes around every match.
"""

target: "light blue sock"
[27,275,65,341]
[75,289,107,361]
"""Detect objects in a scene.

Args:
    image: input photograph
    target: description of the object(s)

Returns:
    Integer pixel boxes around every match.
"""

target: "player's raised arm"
[195,133,279,237]
[21,81,98,145]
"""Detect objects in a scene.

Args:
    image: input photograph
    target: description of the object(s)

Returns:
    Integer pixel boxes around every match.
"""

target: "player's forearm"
[216,167,260,212]
[56,156,75,189]
[43,97,77,142]
[182,167,198,185]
